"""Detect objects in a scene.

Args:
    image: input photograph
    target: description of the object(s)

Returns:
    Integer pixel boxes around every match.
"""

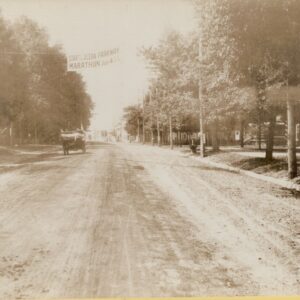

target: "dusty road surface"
[0,143,299,299]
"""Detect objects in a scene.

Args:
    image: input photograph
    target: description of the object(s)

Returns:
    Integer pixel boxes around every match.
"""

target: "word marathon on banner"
[67,47,119,71]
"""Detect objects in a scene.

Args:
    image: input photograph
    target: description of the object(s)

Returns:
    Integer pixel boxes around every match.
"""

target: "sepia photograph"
[0,0,299,299]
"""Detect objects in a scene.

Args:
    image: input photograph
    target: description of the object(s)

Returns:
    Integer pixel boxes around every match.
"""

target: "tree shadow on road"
[116,158,239,174]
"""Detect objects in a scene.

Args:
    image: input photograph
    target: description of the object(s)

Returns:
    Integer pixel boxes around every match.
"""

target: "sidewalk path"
[167,144,300,192]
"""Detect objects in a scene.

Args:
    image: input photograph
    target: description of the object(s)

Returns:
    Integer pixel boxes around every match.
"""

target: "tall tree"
[7,16,94,144]
[0,15,29,145]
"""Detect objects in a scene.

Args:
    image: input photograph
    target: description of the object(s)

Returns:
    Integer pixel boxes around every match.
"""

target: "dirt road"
[0,143,299,298]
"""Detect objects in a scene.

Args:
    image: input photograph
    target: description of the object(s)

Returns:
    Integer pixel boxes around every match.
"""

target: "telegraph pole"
[286,72,297,179]
[142,95,145,144]
[150,91,154,145]
[156,88,161,146]
[137,117,140,142]
[137,95,140,143]
[169,115,173,149]
[199,32,205,157]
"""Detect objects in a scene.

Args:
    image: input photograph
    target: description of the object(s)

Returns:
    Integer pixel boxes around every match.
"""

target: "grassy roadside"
[205,149,300,187]
[164,144,300,182]
[0,144,60,166]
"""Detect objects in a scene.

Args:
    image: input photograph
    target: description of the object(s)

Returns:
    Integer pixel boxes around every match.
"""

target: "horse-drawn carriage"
[60,130,86,155]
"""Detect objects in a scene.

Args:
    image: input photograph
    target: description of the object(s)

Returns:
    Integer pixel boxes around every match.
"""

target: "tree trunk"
[169,116,173,149]
[19,123,23,145]
[157,116,160,146]
[151,114,154,145]
[212,119,219,151]
[9,121,13,147]
[266,109,276,161]
[199,103,205,157]
[151,129,154,145]
[137,118,140,142]
[240,119,245,148]
[179,130,182,147]
[142,117,145,144]
[258,115,262,150]
[34,120,38,144]
[287,98,297,179]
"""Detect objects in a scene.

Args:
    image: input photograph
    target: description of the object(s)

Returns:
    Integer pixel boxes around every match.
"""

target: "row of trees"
[0,15,93,145]
[123,0,300,178]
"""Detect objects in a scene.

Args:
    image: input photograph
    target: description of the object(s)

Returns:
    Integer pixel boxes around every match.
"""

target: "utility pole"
[199,35,205,157]
[287,87,297,179]
[156,88,161,146]
[142,95,145,144]
[164,89,173,149]
[9,121,13,147]
[137,94,143,143]
[137,117,140,142]
[169,115,173,149]
[137,96,140,143]
[150,91,154,145]
[157,116,160,146]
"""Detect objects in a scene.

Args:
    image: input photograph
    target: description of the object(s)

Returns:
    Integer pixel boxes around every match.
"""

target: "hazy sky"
[0,0,197,130]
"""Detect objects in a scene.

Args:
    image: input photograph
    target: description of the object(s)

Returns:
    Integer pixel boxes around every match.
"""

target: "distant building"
[114,121,128,142]
[85,129,109,142]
